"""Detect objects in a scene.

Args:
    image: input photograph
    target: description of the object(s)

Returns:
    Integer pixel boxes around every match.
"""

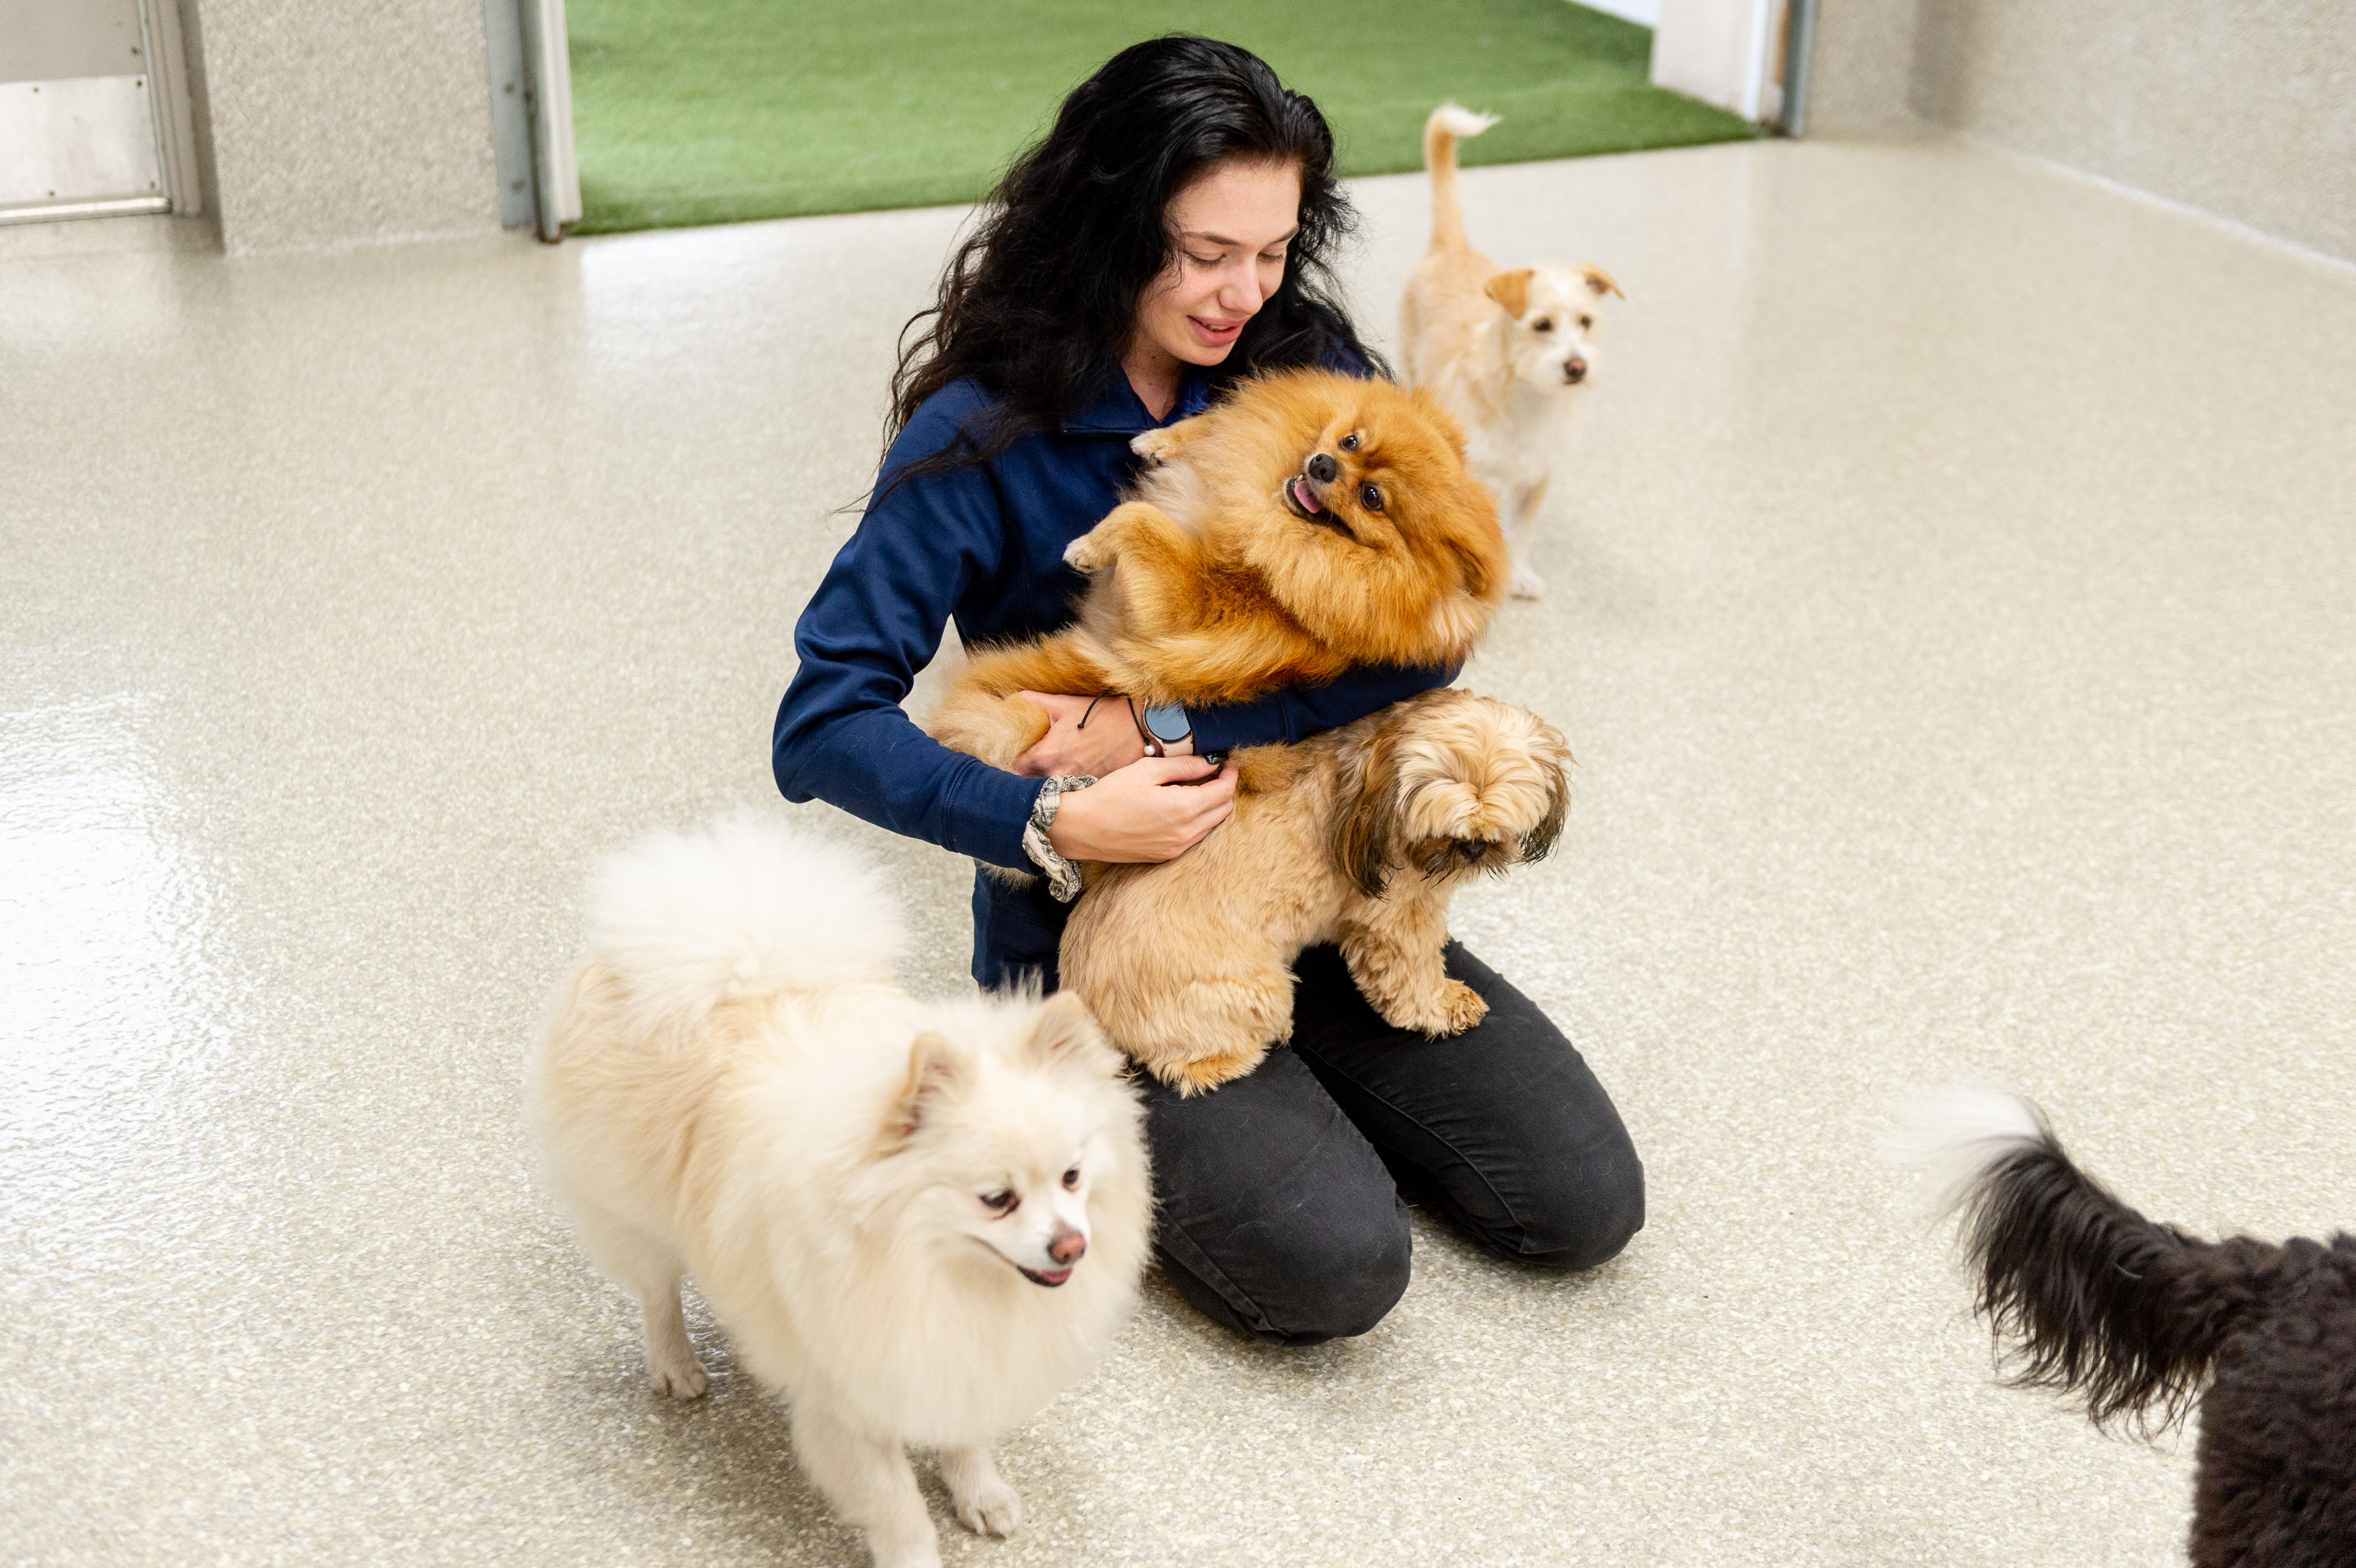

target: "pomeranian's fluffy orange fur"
[1061,688,1572,1093]
[925,368,1510,770]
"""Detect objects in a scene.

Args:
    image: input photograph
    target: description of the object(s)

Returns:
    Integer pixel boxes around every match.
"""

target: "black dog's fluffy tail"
[1887,1086,2284,1432]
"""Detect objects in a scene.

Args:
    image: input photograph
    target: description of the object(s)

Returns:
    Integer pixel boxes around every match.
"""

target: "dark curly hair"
[881,35,1385,493]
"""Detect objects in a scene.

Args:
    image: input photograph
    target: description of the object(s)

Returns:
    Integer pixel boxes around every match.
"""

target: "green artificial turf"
[567,0,1760,235]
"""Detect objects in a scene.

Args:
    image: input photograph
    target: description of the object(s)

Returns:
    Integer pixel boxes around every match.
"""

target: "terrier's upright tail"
[1885,1084,2285,1432]
[1424,103,1499,255]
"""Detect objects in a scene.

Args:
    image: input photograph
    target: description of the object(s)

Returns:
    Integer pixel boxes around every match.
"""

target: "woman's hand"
[1014,691,1191,777]
[1048,755,1235,863]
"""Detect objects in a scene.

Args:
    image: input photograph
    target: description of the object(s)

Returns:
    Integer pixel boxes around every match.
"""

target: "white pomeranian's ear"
[881,1031,969,1148]
[1026,991,1110,1069]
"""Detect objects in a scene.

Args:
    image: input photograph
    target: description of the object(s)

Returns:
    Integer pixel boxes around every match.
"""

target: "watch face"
[1144,703,1189,743]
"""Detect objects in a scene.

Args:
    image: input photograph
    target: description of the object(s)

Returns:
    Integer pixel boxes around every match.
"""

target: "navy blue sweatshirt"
[773,368,1451,988]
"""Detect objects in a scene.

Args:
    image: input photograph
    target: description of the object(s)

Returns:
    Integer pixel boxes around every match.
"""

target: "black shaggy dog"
[1892,1086,2356,1566]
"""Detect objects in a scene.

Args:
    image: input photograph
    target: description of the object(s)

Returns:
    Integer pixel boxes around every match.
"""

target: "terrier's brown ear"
[1331,721,1406,899]
[1579,264,1624,300]
[1026,990,1108,1066]
[882,1031,967,1149]
[1483,268,1535,320]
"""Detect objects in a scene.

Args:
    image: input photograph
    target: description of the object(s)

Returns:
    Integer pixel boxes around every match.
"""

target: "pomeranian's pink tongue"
[1292,476,1323,513]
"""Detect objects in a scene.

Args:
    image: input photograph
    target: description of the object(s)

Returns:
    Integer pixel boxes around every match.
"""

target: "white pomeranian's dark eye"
[981,1189,1018,1213]
[1061,1166,1081,1190]
[1359,483,1383,512]
[1338,431,1360,452]
[1533,318,1554,332]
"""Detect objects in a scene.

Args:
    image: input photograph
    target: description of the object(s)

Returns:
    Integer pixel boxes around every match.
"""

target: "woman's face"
[1133,159,1303,370]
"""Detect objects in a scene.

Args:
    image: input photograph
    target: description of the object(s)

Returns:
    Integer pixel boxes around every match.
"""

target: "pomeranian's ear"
[1450,528,1504,603]
[1331,722,1405,899]
[1483,268,1535,319]
[881,1031,968,1149]
[1025,990,1110,1069]
[1579,264,1623,300]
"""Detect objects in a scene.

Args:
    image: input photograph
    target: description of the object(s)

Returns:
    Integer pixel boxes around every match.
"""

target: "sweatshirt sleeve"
[1187,659,1460,752]
[772,393,1043,870]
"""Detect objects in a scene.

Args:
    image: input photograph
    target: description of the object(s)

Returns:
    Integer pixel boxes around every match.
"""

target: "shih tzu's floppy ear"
[1578,264,1623,300]
[879,1031,969,1151]
[1517,752,1572,865]
[1331,718,1406,899]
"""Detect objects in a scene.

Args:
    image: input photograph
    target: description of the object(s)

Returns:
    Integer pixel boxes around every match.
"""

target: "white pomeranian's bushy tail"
[1424,102,1499,255]
[584,814,905,1035]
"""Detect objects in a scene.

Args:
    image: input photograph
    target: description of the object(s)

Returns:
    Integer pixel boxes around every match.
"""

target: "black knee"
[1156,1199,1411,1347]
[1520,1134,1646,1272]
[1273,1205,1412,1344]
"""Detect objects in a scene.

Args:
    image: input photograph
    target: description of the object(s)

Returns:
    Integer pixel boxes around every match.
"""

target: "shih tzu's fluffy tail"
[584,814,906,1037]
[1885,1084,2284,1433]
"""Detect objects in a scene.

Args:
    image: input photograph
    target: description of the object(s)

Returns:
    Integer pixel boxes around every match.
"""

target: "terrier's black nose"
[1564,358,1588,384]
[1306,452,1338,483]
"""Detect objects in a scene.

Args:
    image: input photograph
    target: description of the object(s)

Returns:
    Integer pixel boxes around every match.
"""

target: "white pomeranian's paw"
[942,1446,1022,1537]
[866,1538,945,1568]
[647,1348,708,1399]
[953,1477,1021,1538]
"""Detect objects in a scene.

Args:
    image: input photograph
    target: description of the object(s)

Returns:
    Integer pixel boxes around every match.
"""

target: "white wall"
[1581,0,1663,25]
[1651,0,1783,121]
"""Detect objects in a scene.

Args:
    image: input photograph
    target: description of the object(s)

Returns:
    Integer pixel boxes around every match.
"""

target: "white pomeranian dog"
[526,816,1151,1568]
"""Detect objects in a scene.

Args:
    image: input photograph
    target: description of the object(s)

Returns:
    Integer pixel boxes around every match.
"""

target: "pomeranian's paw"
[648,1350,709,1400]
[1129,427,1180,466]
[942,1447,1021,1538]
[952,1476,1021,1537]
[1061,530,1113,574]
[1510,564,1545,600]
[866,1539,945,1568]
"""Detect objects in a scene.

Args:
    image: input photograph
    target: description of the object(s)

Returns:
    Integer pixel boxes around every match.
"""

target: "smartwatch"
[1140,702,1191,756]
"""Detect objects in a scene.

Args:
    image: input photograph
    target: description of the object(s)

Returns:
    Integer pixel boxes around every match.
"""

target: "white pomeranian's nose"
[1048,1227,1087,1266]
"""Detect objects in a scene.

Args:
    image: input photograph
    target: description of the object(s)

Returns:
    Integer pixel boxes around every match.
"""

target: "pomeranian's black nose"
[1564,358,1588,384]
[1306,452,1338,483]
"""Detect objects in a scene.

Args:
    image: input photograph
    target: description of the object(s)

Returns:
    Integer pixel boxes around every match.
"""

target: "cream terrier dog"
[1399,103,1623,601]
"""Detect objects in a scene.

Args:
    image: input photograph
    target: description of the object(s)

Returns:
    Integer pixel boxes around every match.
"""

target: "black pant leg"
[1139,1047,1411,1346]
[1286,942,1645,1270]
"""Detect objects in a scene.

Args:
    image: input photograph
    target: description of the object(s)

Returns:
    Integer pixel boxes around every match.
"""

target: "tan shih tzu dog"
[1059,688,1572,1094]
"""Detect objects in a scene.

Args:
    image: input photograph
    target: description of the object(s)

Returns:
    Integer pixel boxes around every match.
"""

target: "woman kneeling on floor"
[772,35,1644,1345]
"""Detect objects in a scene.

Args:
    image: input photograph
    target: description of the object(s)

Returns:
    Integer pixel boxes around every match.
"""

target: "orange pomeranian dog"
[1062,688,1572,1094]
[923,368,1510,769]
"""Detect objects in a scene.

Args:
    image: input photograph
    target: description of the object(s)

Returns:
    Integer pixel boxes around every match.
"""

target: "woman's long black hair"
[882,36,1385,492]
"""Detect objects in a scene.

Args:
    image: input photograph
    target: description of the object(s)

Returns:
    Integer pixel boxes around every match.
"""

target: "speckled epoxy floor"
[4,134,2353,1566]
